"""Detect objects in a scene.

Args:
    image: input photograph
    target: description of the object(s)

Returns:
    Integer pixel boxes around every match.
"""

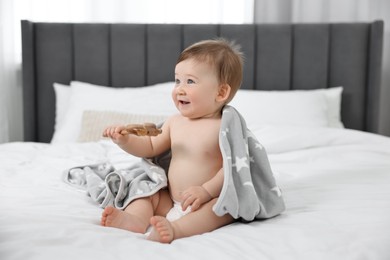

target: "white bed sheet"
[1,127,390,260]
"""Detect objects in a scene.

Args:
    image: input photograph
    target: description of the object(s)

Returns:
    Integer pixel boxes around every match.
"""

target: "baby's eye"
[175,79,180,84]
[187,79,195,84]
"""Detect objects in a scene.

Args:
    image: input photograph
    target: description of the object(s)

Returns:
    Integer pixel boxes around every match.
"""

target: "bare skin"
[147,198,233,243]
[101,207,146,233]
[101,58,236,243]
[148,216,174,243]
[101,189,172,234]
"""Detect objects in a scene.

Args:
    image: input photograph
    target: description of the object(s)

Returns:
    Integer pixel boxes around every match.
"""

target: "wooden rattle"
[120,123,162,136]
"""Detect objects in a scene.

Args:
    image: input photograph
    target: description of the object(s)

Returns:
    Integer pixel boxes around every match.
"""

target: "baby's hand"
[181,186,212,212]
[102,125,129,145]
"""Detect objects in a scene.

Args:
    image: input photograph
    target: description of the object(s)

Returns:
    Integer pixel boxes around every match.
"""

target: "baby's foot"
[101,206,147,233]
[147,216,174,243]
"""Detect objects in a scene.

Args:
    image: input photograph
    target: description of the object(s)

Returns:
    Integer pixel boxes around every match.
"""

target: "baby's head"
[176,38,244,103]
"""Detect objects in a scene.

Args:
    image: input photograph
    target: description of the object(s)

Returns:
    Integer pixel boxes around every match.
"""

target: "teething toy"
[120,123,162,136]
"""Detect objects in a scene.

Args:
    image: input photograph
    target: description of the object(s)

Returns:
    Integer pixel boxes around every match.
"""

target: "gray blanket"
[64,105,285,221]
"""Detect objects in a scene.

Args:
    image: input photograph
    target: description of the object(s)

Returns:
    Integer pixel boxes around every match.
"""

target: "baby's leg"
[148,198,234,243]
[101,189,172,234]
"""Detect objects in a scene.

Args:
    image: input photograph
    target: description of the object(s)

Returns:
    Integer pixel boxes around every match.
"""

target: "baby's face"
[173,58,223,119]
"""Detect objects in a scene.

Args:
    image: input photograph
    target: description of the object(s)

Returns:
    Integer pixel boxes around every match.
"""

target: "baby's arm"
[181,168,224,211]
[102,119,171,158]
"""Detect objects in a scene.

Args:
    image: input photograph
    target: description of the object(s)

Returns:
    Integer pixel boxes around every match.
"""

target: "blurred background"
[1,0,389,143]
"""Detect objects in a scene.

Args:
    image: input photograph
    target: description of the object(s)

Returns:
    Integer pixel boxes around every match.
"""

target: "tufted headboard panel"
[21,20,383,142]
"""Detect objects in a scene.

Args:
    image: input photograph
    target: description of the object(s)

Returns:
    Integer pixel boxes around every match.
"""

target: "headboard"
[21,20,384,143]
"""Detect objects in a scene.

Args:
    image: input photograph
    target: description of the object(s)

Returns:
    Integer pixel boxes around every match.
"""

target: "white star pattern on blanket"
[243,181,254,188]
[221,128,229,136]
[150,171,158,181]
[244,138,249,154]
[234,156,249,172]
[271,186,282,197]
[150,170,165,182]
[247,131,264,150]
[255,142,263,150]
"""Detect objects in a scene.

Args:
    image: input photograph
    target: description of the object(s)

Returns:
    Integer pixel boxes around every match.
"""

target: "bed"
[0,20,389,259]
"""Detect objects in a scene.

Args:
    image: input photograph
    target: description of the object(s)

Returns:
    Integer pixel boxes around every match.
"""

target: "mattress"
[1,125,390,260]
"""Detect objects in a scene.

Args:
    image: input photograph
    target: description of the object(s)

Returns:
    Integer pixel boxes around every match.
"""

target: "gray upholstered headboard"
[21,20,383,143]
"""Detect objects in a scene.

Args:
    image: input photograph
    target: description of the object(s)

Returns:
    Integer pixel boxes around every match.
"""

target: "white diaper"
[144,201,191,236]
[166,200,191,222]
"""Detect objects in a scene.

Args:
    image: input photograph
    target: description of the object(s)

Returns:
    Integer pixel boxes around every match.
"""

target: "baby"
[101,38,244,243]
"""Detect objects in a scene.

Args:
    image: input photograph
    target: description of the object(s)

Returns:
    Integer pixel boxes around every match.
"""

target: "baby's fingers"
[103,126,124,137]
[190,199,201,212]
[182,195,195,211]
[102,128,111,137]
[102,127,109,137]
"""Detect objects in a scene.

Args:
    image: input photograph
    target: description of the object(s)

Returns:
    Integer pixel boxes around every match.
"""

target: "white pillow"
[52,80,343,143]
[229,87,343,130]
[317,87,344,128]
[51,81,176,143]
[53,83,72,132]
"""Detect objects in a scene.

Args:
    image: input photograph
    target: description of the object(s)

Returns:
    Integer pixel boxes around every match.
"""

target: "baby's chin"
[184,112,222,120]
[177,110,200,119]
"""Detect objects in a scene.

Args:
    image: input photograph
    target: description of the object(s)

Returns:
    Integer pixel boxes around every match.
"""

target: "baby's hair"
[177,38,244,102]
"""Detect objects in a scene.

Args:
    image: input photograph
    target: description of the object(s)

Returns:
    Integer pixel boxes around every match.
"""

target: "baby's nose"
[177,85,186,95]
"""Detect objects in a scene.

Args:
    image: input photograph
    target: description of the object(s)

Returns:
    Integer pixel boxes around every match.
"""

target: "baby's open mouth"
[179,100,190,105]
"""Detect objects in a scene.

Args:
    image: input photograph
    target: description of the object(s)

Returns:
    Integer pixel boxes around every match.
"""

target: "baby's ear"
[216,84,231,102]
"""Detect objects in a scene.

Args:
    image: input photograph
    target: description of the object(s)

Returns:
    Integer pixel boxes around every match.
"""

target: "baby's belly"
[168,158,220,201]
